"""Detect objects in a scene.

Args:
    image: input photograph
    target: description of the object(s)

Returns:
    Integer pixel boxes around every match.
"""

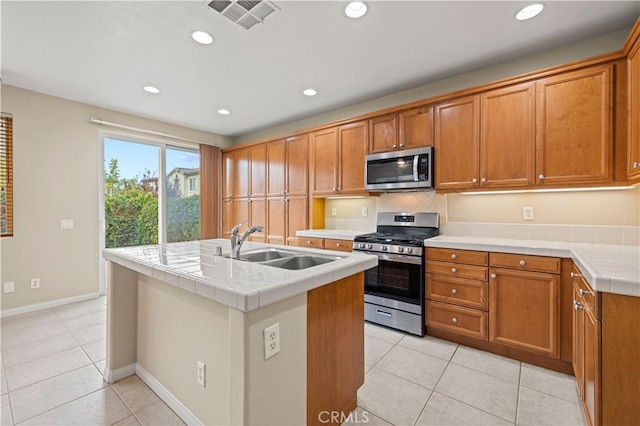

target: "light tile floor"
[1,298,586,426]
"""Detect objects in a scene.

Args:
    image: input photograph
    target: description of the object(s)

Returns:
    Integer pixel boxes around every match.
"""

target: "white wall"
[0,85,232,312]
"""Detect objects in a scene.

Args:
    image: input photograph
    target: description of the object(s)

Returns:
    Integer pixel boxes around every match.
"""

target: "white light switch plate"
[60,219,74,229]
[3,281,15,293]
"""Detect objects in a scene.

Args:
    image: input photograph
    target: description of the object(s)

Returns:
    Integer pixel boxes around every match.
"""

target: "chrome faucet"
[230,221,264,259]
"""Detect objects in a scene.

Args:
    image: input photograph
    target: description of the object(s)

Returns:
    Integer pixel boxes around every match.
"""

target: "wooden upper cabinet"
[222,151,234,199]
[434,95,480,190]
[368,114,398,154]
[286,134,309,196]
[249,144,267,197]
[399,106,433,149]
[310,127,339,196]
[338,120,368,195]
[536,64,613,186]
[480,82,536,188]
[266,139,286,197]
[233,147,250,198]
[628,28,640,183]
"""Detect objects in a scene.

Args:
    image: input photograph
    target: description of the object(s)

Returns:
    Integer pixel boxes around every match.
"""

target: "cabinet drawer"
[426,301,488,340]
[291,237,325,249]
[572,265,599,318]
[324,238,353,252]
[490,253,560,274]
[427,275,488,310]
[427,260,488,280]
[427,248,488,266]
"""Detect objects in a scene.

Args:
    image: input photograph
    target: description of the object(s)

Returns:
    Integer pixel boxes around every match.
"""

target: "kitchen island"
[102,239,377,426]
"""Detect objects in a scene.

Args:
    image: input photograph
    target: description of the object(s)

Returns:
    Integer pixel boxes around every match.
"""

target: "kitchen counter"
[425,236,640,297]
[103,238,377,312]
[296,229,364,240]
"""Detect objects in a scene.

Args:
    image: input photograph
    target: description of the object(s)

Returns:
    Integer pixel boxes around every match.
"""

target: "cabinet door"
[266,198,286,245]
[267,140,286,197]
[233,147,250,198]
[222,151,235,199]
[249,144,266,197]
[536,65,613,186]
[399,106,433,149]
[583,307,600,426]
[338,121,368,195]
[369,114,398,154]
[489,268,560,357]
[248,198,266,242]
[286,196,308,246]
[480,82,535,188]
[286,134,309,196]
[310,128,339,196]
[628,35,640,182]
[434,96,480,190]
[572,284,585,396]
[221,198,234,238]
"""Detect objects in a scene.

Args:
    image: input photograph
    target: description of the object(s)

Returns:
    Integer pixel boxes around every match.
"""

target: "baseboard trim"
[0,292,101,318]
[136,364,203,426]
[103,363,137,383]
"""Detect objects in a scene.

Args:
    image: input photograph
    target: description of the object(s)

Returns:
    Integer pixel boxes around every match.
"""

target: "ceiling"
[2,1,639,138]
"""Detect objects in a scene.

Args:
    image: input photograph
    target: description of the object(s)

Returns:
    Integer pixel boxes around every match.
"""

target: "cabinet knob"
[539,174,545,180]
[571,272,582,278]
[336,242,341,247]
[451,288,457,294]
[481,177,486,183]
[246,192,251,196]
[392,144,397,148]
[332,187,336,191]
[399,144,404,148]
[452,317,458,323]
[451,268,457,273]
[338,187,342,192]
[579,288,592,296]
[519,260,526,266]
[573,301,584,311]
[247,199,251,203]
[472,178,477,183]
[491,273,497,279]
[307,240,312,244]
[634,162,640,168]
[451,254,456,259]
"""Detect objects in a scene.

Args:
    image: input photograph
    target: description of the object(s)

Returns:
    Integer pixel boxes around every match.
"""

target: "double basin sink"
[231,247,343,270]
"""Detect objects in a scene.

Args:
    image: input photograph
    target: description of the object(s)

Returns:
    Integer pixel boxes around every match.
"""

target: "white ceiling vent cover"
[206,0,279,30]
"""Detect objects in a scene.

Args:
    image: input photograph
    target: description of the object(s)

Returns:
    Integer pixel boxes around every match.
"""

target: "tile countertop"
[296,229,365,240]
[103,239,377,312]
[425,236,640,298]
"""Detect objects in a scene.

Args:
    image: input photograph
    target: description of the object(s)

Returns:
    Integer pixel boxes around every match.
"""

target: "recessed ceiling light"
[345,1,367,18]
[303,88,317,96]
[143,86,160,94]
[218,109,230,115]
[191,30,214,45]
[516,3,544,20]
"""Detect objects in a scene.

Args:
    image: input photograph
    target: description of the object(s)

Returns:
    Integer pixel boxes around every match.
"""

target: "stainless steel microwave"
[365,147,434,192]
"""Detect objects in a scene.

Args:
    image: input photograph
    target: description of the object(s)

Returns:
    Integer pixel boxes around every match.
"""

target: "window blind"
[1,113,14,237]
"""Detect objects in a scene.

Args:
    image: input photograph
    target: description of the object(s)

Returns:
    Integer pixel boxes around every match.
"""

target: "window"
[1,113,13,237]
[189,177,196,192]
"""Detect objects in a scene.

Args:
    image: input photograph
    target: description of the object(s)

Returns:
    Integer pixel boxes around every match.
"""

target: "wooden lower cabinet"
[266,196,308,246]
[324,238,353,252]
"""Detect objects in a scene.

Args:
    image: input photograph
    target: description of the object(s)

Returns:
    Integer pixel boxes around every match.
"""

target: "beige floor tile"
[342,407,391,425]
[435,363,518,423]
[133,401,185,426]
[398,334,459,362]
[450,345,521,383]
[520,363,580,404]
[0,321,69,351]
[516,386,586,426]
[416,392,512,425]
[61,311,107,332]
[94,360,107,376]
[112,375,161,414]
[113,415,141,425]
[82,339,106,363]
[1,368,7,396]
[1,393,13,426]
[98,296,108,306]
[1,332,77,368]
[364,335,394,367]
[4,347,91,391]
[358,367,432,426]
[70,323,107,345]
[375,346,448,390]
[18,387,131,425]
[364,322,406,344]
[52,300,106,320]
[9,365,106,423]
[0,310,58,335]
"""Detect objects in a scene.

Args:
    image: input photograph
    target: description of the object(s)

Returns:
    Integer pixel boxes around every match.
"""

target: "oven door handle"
[367,252,422,265]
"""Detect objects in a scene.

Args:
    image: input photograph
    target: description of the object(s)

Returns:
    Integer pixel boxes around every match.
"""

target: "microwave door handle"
[413,155,419,181]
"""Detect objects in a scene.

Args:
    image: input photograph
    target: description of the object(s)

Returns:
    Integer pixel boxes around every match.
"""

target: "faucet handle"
[231,220,248,234]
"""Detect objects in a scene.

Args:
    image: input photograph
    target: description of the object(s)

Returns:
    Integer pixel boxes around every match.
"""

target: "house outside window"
[189,177,196,192]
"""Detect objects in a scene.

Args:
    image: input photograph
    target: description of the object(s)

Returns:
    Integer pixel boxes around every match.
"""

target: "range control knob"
[358,243,365,249]
[366,243,373,250]
[406,247,413,254]
[397,247,404,253]
[381,245,388,252]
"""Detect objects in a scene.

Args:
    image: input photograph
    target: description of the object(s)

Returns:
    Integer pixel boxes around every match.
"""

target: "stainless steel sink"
[234,247,342,270]
[261,255,337,270]
[239,248,297,262]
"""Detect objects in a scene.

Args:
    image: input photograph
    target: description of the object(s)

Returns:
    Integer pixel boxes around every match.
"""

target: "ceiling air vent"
[206,0,279,30]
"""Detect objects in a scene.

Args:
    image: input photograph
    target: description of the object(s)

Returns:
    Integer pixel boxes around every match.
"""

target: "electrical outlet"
[60,219,74,229]
[331,208,337,216]
[197,361,206,387]
[31,278,40,289]
[361,207,368,217]
[523,207,534,221]
[3,281,15,294]
[264,322,280,360]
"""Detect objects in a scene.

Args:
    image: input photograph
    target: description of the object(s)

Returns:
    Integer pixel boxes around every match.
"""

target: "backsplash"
[442,222,640,246]
[376,191,447,217]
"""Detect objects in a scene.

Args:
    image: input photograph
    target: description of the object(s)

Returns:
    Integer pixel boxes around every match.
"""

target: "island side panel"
[136,274,231,426]
[105,261,139,379]
[307,272,365,425]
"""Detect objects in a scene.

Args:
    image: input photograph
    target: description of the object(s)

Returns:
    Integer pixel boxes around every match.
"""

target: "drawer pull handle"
[452,317,458,323]
[307,240,312,244]
[376,309,392,318]
[451,268,457,273]
[573,301,583,311]
[579,288,592,296]
[571,272,582,278]
[451,254,457,259]
[451,288,457,294]
[519,260,526,266]
[491,273,497,279]
[336,242,341,246]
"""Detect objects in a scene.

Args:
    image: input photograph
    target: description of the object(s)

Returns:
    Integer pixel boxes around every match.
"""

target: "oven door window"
[364,257,422,305]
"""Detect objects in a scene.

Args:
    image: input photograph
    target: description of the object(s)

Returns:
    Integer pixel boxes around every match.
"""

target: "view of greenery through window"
[104,157,200,248]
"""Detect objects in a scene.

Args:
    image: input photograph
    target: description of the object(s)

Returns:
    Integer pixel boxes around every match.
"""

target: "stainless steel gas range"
[353,212,439,336]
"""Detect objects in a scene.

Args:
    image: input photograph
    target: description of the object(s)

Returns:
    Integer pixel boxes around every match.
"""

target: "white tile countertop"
[103,239,377,312]
[425,236,640,298]
[296,229,363,240]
